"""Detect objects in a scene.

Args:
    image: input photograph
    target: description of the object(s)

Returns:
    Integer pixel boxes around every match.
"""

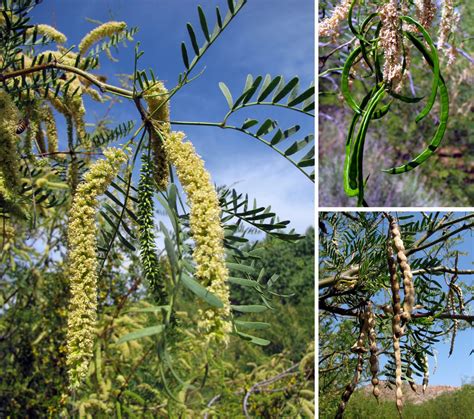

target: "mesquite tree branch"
[1,62,134,98]
[407,221,474,256]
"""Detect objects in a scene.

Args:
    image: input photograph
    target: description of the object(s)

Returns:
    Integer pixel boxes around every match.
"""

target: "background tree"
[319,212,473,418]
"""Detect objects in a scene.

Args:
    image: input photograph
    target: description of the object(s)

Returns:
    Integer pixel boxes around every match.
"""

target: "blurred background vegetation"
[319,0,473,206]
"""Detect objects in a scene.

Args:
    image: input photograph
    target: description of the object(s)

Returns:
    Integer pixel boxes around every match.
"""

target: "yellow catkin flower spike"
[438,0,460,64]
[145,81,170,190]
[78,21,127,55]
[28,24,67,44]
[66,147,127,390]
[42,106,58,154]
[161,131,231,344]
[0,90,21,198]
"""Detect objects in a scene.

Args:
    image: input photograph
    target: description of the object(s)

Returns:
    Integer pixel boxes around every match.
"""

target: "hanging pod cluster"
[447,268,465,357]
[341,1,449,206]
[385,214,418,415]
[337,302,380,417]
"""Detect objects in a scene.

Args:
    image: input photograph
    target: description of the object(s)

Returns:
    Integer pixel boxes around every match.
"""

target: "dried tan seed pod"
[351,312,369,354]
[389,216,415,321]
[422,355,429,393]
[335,352,364,419]
[367,303,380,400]
[448,290,458,357]
[451,283,464,313]
[387,232,403,415]
[406,364,417,393]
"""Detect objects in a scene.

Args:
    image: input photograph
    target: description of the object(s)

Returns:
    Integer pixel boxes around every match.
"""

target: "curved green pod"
[342,46,364,114]
[344,85,385,200]
[383,31,449,175]
[400,16,440,123]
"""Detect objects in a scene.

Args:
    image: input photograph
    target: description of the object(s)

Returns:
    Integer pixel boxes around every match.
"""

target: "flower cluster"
[414,0,436,29]
[145,82,170,190]
[28,24,67,44]
[78,21,127,55]
[161,131,231,344]
[0,90,21,202]
[379,1,404,90]
[43,105,58,154]
[438,0,459,64]
[319,0,352,37]
[66,147,127,389]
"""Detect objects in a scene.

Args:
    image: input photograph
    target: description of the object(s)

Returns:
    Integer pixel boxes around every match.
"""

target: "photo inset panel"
[318,212,473,418]
[318,2,473,207]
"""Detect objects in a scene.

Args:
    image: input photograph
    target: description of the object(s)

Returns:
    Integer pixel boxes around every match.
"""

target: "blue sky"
[29,0,315,233]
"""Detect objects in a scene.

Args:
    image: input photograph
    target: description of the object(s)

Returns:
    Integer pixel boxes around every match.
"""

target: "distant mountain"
[360,381,459,405]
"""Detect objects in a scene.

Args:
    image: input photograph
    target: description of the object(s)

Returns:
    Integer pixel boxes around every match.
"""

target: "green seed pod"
[448,290,458,357]
[422,355,429,393]
[137,153,167,302]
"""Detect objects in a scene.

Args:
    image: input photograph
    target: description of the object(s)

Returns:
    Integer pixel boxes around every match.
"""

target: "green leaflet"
[180,274,224,308]
[116,325,164,344]
[230,304,268,313]
[383,31,449,175]
[235,331,270,346]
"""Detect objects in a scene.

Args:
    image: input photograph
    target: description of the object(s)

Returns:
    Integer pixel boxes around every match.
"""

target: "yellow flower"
[66,147,127,389]
[28,24,67,44]
[162,131,231,343]
[0,90,21,198]
[145,82,170,190]
[79,21,127,55]
[42,106,58,153]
